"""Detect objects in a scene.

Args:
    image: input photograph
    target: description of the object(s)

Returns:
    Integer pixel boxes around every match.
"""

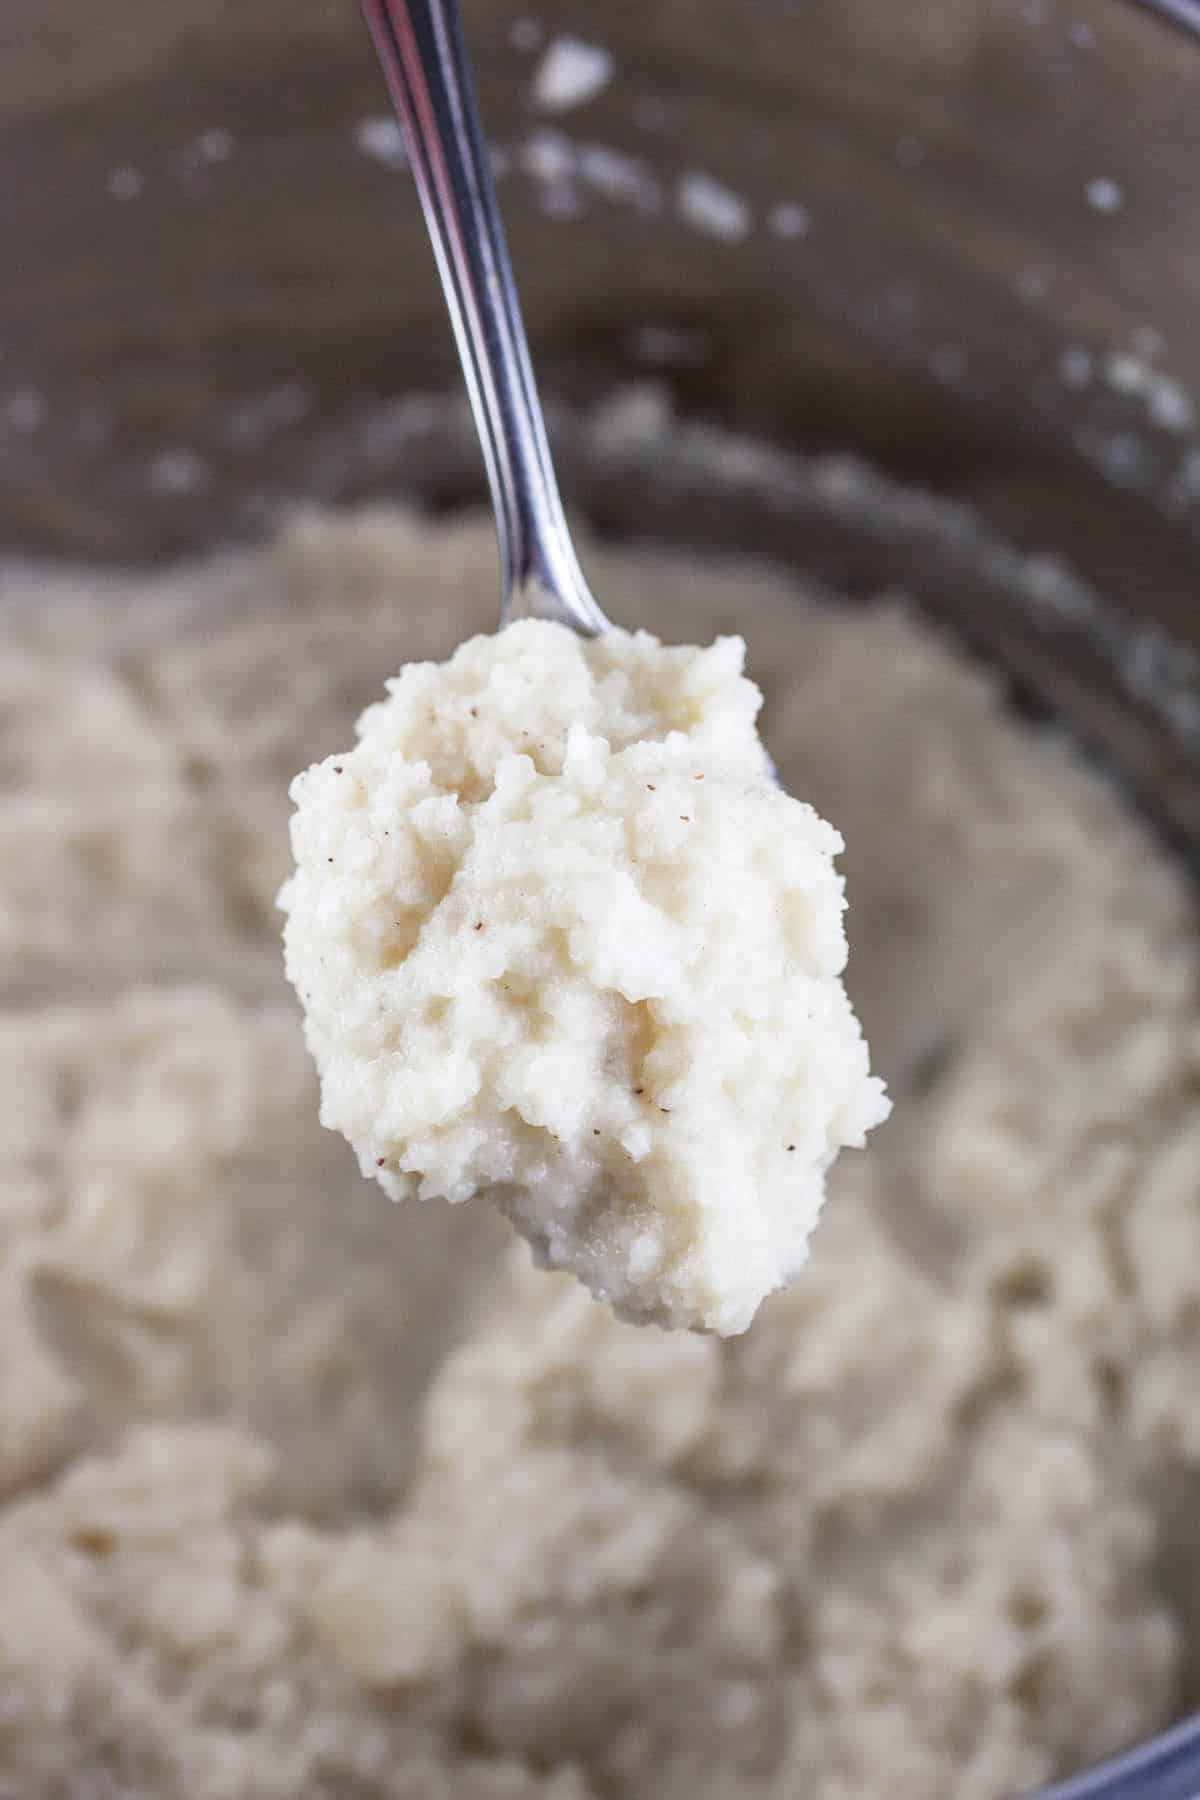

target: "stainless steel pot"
[3,3,1199,1792]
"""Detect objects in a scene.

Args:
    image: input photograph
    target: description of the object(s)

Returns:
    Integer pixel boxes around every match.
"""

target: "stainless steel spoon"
[360,0,610,637]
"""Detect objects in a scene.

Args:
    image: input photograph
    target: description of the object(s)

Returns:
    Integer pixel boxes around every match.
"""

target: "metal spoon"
[360,0,610,637]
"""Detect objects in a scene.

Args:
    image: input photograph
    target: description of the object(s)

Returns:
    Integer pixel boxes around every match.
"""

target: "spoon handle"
[1034,1711,1200,1800]
[1128,0,1200,39]
[360,0,607,633]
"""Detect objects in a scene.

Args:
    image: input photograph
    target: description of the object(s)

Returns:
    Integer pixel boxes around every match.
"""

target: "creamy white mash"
[280,619,888,1333]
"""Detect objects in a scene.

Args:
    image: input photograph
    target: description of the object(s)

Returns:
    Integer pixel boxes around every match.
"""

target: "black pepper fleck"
[787,1144,796,1152]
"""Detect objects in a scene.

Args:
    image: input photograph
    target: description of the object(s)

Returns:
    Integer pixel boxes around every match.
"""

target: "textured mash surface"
[1,506,1199,1799]
[280,620,888,1334]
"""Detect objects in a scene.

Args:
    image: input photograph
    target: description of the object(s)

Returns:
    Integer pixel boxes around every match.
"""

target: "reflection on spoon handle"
[1035,1708,1200,1800]
[1126,0,1200,40]
[360,0,608,633]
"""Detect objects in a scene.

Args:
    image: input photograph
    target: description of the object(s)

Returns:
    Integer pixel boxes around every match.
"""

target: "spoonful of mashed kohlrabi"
[279,0,889,1334]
